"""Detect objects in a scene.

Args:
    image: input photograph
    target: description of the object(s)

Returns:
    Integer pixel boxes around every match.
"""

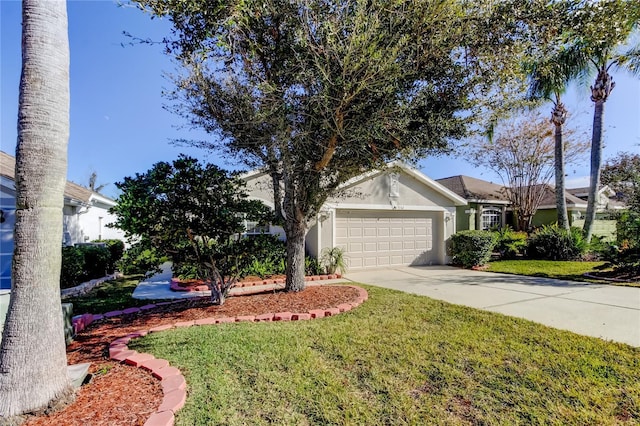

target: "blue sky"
[1,1,639,198]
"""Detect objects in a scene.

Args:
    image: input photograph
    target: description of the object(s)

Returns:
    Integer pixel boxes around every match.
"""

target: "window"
[481,207,501,230]
[244,220,270,236]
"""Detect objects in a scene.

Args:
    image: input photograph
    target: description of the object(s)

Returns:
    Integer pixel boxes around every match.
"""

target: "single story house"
[0,151,125,290]
[436,175,619,239]
[244,163,467,270]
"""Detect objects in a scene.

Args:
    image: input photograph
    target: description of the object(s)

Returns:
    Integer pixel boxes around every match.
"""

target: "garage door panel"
[350,228,362,237]
[363,227,377,237]
[336,210,439,269]
[390,241,403,250]
[363,242,377,252]
[363,257,378,267]
[349,242,363,253]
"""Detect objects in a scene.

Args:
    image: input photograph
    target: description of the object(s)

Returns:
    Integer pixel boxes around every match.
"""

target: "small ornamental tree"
[110,156,271,304]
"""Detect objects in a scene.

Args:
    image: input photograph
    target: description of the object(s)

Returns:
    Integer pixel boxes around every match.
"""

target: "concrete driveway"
[344,266,640,347]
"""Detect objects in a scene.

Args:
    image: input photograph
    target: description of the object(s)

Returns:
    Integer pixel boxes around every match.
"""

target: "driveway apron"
[344,266,640,347]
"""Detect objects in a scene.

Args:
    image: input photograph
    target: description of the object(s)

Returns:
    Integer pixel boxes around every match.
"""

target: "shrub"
[93,239,125,272]
[60,244,111,288]
[235,235,287,278]
[451,230,496,268]
[321,247,347,274]
[305,256,323,276]
[494,226,527,259]
[61,246,85,288]
[527,225,586,260]
[117,242,165,276]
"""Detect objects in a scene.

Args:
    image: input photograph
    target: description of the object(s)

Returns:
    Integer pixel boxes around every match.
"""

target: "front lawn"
[130,285,640,425]
[486,260,608,282]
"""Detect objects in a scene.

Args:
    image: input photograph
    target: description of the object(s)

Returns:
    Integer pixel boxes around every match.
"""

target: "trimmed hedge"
[451,230,496,268]
[60,240,125,289]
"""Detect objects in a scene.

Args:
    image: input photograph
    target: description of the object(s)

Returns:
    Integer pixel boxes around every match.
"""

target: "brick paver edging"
[170,273,343,292]
[76,285,368,426]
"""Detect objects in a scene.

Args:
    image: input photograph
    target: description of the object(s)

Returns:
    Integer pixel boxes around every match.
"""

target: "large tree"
[0,0,74,420]
[526,46,585,230]
[133,0,553,291]
[602,152,640,208]
[111,156,270,304]
[564,0,640,242]
[469,112,588,231]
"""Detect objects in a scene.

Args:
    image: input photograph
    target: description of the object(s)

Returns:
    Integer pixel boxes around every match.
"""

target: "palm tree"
[575,1,640,243]
[526,51,580,230]
[0,0,73,418]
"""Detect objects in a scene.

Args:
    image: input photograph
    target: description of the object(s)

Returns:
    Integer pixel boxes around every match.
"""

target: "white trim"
[467,198,510,205]
[331,203,449,212]
[538,203,587,210]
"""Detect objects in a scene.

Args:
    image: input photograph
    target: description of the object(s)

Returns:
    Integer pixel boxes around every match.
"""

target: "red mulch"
[23,285,361,426]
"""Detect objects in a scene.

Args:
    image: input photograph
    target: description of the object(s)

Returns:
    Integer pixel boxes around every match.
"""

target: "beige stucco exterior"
[244,164,466,268]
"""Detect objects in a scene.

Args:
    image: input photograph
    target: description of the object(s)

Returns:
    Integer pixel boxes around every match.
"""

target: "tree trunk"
[584,69,614,244]
[284,223,306,292]
[0,0,73,419]
[552,100,569,230]
[583,100,605,243]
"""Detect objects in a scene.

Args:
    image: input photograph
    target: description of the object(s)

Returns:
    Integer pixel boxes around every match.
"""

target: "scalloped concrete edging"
[75,285,368,426]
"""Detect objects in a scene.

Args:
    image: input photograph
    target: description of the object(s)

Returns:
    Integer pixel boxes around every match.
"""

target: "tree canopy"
[111,155,271,303]
[469,112,589,231]
[131,0,577,290]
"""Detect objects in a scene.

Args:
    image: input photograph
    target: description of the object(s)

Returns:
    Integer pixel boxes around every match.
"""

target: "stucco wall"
[244,167,463,265]
[532,209,557,228]
[329,171,454,208]
[572,219,617,241]
[78,204,125,242]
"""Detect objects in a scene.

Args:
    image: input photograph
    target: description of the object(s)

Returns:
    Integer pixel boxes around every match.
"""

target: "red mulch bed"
[23,285,361,426]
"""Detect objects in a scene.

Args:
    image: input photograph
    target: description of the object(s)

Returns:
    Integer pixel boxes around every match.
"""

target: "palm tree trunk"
[552,100,569,230]
[583,99,605,243]
[0,0,73,419]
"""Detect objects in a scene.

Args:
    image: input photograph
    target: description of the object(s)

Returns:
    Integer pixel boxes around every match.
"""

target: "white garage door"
[335,210,440,269]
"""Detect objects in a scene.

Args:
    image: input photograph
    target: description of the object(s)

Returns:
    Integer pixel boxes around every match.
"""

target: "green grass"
[486,260,608,281]
[129,285,640,425]
[64,276,170,315]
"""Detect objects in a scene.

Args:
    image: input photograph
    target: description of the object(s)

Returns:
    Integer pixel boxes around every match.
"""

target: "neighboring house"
[0,151,125,290]
[567,186,626,212]
[435,175,510,231]
[244,163,467,270]
[437,174,619,240]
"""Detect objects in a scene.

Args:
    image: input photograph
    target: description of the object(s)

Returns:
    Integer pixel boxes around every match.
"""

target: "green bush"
[81,244,111,278]
[93,239,125,272]
[60,244,111,288]
[451,230,496,268]
[117,242,165,276]
[235,235,287,278]
[494,226,527,259]
[527,225,586,260]
[61,246,85,288]
[305,256,323,276]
